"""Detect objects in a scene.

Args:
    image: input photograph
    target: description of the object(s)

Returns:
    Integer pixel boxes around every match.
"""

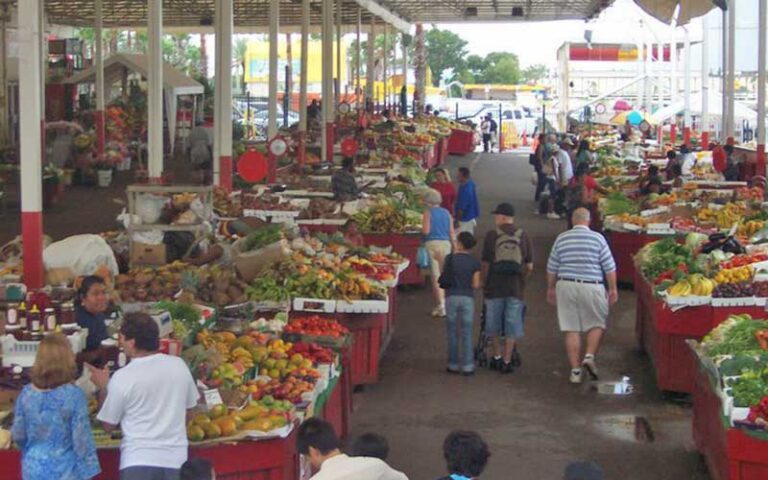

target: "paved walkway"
[349,152,711,480]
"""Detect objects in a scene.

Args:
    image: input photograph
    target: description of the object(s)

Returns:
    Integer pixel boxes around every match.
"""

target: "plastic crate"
[1,330,88,367]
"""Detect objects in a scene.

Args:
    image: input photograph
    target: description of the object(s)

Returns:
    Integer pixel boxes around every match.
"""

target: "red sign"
[237,150,268,183]
[340,137,359,157]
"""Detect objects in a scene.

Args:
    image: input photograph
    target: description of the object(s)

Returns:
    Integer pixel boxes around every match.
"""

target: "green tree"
[479,52,520,84]
[233,36,248,94]
[425,27,468,86]
[521,64,549,84]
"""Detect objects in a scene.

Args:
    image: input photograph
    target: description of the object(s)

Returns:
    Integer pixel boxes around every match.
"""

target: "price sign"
[203,388,223,408]
[338,102,351,114]
[268,136,289,158]
[595,103,607,115]
[237,149,268,182]
[639,120,652,133]
[340,137,359,157]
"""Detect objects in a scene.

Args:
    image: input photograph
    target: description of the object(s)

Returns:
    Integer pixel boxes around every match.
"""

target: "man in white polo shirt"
[88,313,200,480]
[546,207,618,384]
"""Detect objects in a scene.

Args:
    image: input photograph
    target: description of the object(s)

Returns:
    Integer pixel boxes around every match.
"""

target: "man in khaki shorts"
[546,208,618,384]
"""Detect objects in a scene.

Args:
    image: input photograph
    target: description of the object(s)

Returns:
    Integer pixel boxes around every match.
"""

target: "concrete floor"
[347,152,711,480]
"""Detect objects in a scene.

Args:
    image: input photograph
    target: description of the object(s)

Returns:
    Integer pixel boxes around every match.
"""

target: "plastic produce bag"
[135,193,169,224]
[43,234,119,277]
[416,245,430,269]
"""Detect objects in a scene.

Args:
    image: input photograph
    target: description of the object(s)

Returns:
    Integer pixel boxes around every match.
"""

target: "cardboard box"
[130,242,166,266]
[233,239,287,282]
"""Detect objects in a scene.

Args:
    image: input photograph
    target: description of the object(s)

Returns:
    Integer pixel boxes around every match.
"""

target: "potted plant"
[94,153,118,187]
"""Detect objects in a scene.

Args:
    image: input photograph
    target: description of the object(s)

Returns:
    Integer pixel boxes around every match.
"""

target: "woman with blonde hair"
[422,188,456,317]
[11,333,101,479]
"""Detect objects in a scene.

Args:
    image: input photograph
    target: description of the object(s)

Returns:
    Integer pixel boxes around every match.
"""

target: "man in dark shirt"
[481,203,533,374]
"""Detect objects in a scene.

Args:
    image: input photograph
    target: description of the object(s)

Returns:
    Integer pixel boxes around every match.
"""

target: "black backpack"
[491,229,524,276]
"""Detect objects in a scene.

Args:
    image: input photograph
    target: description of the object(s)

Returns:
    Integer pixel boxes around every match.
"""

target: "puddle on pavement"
[593,415,655,443]
[591,376,634,395]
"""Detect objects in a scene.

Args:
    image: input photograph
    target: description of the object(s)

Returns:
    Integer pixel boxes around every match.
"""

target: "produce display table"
[422,145,437,169]
[362,233,424,286]
[0,432,299,480]
[447,128,474,155]
[607,231,649,286]
[635,272,766,394]
[693,357,768,480]
[336,311,387,386]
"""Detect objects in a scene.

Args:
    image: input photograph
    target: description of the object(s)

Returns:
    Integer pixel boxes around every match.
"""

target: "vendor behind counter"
[75,276,110,354]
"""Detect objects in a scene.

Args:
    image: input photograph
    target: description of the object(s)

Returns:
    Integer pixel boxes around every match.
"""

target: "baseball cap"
[561,137,575,147]
[491,203,516,217]
[564,461,604,480]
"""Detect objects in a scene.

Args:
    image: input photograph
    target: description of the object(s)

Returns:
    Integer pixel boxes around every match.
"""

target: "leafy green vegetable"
[243,225,283,252]
[720,355,761,376]
[638,238,692,280]
[703,315,768,357]
[731,371,768,407]
[603,191,639,216]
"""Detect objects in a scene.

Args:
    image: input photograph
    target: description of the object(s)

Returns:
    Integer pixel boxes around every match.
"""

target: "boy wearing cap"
[481,203,534,374]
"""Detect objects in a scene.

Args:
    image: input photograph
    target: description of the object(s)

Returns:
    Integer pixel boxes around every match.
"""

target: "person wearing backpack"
[481,203,533,374]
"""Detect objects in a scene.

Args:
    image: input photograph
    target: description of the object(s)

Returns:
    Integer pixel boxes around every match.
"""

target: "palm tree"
[233,37,248,95]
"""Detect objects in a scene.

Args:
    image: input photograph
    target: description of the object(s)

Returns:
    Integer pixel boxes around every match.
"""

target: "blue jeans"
[484,297,525,338]
[446,295,476,372]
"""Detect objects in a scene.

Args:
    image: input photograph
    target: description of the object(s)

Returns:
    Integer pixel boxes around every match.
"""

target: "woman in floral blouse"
[12,333,100,480]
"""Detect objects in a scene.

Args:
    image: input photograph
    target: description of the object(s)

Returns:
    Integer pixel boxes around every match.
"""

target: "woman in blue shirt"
[12,333,101,480]
[422,188,455,317]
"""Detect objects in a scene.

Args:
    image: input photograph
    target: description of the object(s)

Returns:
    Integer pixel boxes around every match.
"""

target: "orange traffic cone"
[522,130,529,147]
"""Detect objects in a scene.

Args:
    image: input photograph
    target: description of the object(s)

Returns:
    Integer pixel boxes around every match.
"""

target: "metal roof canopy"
[43,0,411,33]
[42,0,616,33]
[374,0,615,23]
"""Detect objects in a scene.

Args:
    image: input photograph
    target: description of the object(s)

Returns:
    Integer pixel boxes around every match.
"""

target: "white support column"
[683,26,692,130]
[299,0,309,133]
[268,0,280,139]
[95,0,105,156]
[213,0,221,182]
[402,31,407,115]
[383,25,388,109]
[656,41,663,112]
[670,25,677,109]
[355,8,361,108]
[367,19,375,103]
[644,34,652,111]
[758,0,766,174]
[215,0,233,189]
[335,0,342,108]
[19,0,44,287]
[322,0,334,162]
[147,0,163,180]
[702,14,710,144]
[721,8,728,140]
[726,0,736,138]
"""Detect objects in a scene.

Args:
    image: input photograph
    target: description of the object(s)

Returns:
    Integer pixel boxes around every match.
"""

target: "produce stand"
[607,231,650,286]
[0,432,300,480]
[447,128,475,156]
[362,233,424,286]
[693,353,768,480]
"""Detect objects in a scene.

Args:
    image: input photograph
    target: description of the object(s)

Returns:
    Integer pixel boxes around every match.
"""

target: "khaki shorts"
[556,280,609,332]
[425,240,452,280]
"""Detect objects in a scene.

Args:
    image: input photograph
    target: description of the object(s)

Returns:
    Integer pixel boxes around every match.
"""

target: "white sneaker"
[546,213,561,220]
[431,306,446,317]
[582,355,598,380]
[569,368,583,384]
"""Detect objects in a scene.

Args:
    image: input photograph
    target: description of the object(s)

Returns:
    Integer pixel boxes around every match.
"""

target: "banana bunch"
[714,266,754,284]
[229,346,255,369]
[738,220,765,237]
[196,330,233,356]
[666,274,717,297]
[696,203,745,229]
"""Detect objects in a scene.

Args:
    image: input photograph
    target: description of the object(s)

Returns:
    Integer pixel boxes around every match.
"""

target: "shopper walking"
[436,431,490,480]
[542,144,562,220]
[574,139,593,168]
[488,115,499,152]
[443,232,481,376]
[297,418,408,480]
[532,133,548,204]
[88,313,200,480]
[423,188,456,318]
[11,334,101,480]
[481,203,533,374]
[480,115,492,153]
[546,208,618,384]
[455,167,480,234]
[430,168,457,215]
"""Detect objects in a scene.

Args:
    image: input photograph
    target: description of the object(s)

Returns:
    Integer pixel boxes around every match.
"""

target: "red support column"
[326,122,335,164]
[758,144,766,178]
[22,212,44,288]
[670,124,677,145]
[683,127,691,148]
[95,109,105,156]
[220,155,232,191]
[297,134,306,170]
[702,131,710,149]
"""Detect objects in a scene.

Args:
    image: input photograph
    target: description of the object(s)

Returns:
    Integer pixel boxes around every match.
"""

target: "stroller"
[474,303,526,368]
